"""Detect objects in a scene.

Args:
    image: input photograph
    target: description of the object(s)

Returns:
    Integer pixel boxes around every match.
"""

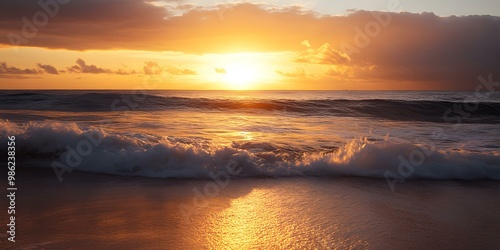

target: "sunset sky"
[1,0,499,90]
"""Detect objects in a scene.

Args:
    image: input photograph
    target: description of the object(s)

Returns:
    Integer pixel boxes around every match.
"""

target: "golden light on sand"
[205,189,282,248]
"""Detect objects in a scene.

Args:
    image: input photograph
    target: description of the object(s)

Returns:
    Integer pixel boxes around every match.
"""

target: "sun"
[209,52,279,90]
[223,63,260,90]
[212,53,274,90]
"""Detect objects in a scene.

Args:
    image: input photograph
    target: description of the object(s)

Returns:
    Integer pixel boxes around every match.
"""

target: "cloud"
[276,68,305,77]
[294,43,351,64]
[165,66,197,75]
[0,60,135,78]
[37,63,59,74]
[66,58,111,73]
[144,61,164,75]
[176,3,197,12]
[0,1,499,89]
[114,68,136,75]
[143,61,196,75]
[301,40,310,48]
[0,62,39,77]
[215,67,227,74]
[67,58,135,74]
[0,2,321,52]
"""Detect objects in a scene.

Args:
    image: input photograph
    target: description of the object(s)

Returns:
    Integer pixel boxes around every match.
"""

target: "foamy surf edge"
[1,120,499,180]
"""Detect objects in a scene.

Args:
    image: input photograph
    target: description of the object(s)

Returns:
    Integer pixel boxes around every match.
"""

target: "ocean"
[1,90,500,180]
[1,90,500,248]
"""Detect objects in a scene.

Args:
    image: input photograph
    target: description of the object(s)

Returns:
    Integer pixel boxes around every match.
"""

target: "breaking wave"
[2,120,499,180]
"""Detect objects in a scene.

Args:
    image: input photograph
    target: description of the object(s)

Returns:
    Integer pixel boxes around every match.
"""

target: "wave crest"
[2,120,499,180]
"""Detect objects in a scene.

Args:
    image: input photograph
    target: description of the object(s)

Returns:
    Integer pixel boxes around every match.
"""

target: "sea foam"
[2,120,499,180]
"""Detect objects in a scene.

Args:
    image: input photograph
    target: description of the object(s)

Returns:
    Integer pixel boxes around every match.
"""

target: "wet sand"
[2,168,500,249]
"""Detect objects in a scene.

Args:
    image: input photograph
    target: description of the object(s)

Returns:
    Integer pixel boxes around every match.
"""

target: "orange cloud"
[1,1,499,89]
[144,61,164,75]
[143,61,196,75]
[69,58,111,74]
[62,58,135,74]
[0,62,39,76]
[37,63,59,74]
[276,68,305,78]
[165,66,197,75]
[294,43,351,64]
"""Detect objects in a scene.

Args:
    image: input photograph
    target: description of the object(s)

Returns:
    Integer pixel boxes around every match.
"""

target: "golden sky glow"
[0,1,499,90]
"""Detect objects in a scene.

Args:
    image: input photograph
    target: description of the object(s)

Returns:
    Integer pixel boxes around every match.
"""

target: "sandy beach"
[1,168,498,249]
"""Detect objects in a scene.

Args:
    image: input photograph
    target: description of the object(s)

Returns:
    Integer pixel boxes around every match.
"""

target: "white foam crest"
[1,120,499,180]
[297,138,500,180]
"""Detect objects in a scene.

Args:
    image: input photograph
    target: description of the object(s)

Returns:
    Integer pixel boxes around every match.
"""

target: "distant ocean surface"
[1,90,499,180]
